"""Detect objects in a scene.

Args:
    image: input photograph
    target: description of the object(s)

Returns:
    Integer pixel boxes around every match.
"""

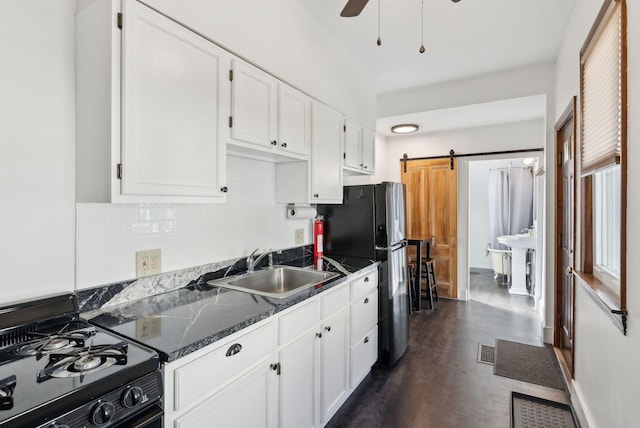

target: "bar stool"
[407,263,416,314]
[421,258,439,309]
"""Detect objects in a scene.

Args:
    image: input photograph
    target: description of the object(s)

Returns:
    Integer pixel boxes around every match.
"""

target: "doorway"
[467,157,540,316]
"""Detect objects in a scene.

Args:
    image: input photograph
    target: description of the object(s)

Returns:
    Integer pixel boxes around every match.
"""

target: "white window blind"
[580,0,622,175]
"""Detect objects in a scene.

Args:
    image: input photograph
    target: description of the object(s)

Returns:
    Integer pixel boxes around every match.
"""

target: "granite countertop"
[85,256,377,363]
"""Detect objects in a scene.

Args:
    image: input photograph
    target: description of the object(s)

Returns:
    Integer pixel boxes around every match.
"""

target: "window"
[593,165,621,293]
[578,0,627,332]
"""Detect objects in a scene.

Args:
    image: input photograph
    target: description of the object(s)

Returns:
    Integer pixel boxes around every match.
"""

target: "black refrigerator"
[317,182,409,365]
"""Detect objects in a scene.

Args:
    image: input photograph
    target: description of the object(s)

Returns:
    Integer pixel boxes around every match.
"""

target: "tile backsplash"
[76,156,313,289]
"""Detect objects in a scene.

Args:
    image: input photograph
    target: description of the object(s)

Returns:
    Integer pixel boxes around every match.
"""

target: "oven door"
[114,404,163,428]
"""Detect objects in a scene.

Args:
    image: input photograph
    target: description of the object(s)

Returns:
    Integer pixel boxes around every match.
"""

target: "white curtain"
[488,168,533,250]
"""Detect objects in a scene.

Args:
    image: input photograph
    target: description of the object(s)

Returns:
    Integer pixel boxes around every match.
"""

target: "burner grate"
[37,342,129,383]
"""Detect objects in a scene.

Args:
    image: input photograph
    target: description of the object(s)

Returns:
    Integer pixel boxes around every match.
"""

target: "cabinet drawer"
[173,321,276,412]
[350,325,378,388]
[350,290,378,346]
[279,298,321,345]
[321,283,349,319]
[350,269,377,301]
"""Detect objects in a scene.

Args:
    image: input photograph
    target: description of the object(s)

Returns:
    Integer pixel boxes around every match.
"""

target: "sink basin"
[206,266,339,299]
[497,233,536,249]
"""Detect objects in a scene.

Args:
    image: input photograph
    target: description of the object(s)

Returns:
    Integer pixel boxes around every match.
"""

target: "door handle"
[565,266,573,275]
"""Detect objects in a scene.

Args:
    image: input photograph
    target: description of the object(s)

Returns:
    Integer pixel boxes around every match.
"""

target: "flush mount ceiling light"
[391,124,419,134]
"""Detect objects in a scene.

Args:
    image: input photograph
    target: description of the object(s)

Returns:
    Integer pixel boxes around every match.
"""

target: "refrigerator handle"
[375,240,408,252]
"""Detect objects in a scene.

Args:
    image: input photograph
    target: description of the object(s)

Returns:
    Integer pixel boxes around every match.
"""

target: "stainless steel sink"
[206,266,339,299]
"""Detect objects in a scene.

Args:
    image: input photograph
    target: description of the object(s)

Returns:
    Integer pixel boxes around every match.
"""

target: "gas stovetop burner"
[37,342,128,383]
[0,376,16,411]
[14,324,96,358]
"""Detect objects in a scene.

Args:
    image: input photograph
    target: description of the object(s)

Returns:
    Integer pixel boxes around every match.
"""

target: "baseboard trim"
[543,325,554,344]
[458,289,469,301]
[571,382,594,428]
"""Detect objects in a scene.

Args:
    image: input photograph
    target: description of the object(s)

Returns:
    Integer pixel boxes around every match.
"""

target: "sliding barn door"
[401,159,458,298]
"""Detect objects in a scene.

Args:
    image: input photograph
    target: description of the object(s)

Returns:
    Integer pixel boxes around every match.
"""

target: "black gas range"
[0,294,162,427]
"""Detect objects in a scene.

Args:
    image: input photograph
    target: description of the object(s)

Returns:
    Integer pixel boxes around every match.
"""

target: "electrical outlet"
[295,228,304,245]
[136,249,161,278]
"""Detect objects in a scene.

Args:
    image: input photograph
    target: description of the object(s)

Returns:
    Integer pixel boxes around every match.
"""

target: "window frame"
[576,0,627,334]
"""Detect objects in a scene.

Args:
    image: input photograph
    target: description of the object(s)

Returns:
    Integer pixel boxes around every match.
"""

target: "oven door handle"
[128,405,164,428]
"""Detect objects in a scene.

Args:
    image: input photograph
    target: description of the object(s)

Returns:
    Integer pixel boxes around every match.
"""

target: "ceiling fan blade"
[340,0,369,17]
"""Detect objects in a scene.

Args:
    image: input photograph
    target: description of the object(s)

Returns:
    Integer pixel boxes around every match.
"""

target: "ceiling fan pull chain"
[419,0,425,53]
[376,0,382,46]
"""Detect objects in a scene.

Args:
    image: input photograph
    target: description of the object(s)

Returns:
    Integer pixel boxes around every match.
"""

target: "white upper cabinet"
[278,85,310,157]
[343,119,362,170]
[229,59,309,161]
[310,102,344,202]
[275,101,343,204]
[343,120,375,175]
[229,59,277,150]
[361,129,376,174]
[76,0,229,203]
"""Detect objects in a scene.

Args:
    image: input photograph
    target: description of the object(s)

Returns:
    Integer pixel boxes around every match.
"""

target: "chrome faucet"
[246,249,273,273]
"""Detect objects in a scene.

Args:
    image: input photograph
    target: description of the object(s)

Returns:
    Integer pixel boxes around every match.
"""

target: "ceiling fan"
[340,0,461,17]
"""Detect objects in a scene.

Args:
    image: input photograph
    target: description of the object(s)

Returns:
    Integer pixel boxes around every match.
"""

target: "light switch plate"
[295,228,304,245]
[136,249,161,278]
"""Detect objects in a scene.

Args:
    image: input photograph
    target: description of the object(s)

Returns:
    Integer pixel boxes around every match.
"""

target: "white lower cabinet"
[279,327,319,428]
[164,267,379,428]
[320,307,349,423]
[174,356,276,428]
[164,321,278,428]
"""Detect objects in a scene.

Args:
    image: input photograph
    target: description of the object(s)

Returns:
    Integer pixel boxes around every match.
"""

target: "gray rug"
[494,339,565,390]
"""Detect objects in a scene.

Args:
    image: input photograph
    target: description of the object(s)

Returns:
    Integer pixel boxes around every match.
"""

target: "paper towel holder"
[286,204,317,220]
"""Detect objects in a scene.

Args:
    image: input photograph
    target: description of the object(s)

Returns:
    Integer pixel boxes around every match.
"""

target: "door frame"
[554,96,577,377]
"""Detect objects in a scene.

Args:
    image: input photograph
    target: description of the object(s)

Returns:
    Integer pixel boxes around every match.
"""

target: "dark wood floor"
[326,268,568,428]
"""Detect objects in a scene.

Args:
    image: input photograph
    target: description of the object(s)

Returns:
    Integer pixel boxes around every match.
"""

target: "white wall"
[0,1,76,303]
[144,0,377,129]
[77,156,312,289]
[380,119,545,183]
[554,1,640,427]
[378,63,555,118]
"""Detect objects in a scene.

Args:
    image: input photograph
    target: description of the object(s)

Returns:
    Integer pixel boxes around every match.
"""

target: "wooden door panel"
[405,169,428,240]
[402,158,457,298]
[555,98,576,377]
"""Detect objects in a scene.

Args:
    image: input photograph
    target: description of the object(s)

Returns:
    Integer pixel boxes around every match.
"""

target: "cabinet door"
[343,119,362,169]
[278,85,309,156]
[361,129,376,173]
[121,1,228,198]
[350,326,378,388]
[310,102,343,203]
[174,359,277,428]
[230,59,278,149]
[279,331,320,428]
[321,308,350,424]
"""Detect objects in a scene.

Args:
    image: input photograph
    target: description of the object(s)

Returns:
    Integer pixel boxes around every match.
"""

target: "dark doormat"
[494,339,565,390]
[511,392,579,428]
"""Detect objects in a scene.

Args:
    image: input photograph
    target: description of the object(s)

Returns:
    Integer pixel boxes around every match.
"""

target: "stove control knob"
[91,401,115,425]
[122,386,144,408]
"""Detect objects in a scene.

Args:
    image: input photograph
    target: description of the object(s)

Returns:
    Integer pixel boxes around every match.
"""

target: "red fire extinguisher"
[313,216,324,270]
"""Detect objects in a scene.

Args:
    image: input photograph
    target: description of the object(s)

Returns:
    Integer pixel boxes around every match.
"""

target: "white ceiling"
[376,94,547,136]
[299,0,576,134]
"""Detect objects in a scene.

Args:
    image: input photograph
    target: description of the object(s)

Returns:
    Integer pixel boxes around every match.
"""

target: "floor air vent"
[477,344,495,365]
